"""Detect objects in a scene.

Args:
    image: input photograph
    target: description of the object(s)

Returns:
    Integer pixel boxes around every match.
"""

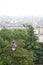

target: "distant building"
[32,22,43,42]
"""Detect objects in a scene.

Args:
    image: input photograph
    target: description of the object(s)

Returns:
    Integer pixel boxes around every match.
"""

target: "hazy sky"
[0,0,43,16]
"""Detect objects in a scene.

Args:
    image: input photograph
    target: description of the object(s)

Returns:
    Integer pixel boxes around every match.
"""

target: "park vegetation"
[0,26,43,65]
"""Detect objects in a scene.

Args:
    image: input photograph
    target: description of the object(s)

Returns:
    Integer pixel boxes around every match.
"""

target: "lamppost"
[10,40,17,65]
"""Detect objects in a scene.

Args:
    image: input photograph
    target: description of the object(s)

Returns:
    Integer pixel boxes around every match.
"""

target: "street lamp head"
[11,40,17,51]
[12,40,15,43]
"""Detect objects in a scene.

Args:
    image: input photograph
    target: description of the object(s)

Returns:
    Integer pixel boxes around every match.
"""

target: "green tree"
[0,28,27,42]
[0,38,34,65]
[25,25,38,50]
[25,25,41,64]
[38,42,43,64]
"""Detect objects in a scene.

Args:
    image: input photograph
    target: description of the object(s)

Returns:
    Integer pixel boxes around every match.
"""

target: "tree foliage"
[24,25,43,64]
[0,26,43,65]
[0,28,34,65]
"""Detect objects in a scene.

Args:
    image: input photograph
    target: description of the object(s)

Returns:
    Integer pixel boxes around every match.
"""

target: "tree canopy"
[0,26,43,65]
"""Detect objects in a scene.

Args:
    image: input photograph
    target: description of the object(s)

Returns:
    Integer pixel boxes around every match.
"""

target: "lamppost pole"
[10,40,17,65]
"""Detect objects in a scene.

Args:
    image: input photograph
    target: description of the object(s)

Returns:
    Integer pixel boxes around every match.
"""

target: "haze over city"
[0,0,43,42]
[0,0,43,17]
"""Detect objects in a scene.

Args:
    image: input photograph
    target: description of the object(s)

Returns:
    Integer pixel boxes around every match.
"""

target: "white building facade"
[32,21,43,42]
